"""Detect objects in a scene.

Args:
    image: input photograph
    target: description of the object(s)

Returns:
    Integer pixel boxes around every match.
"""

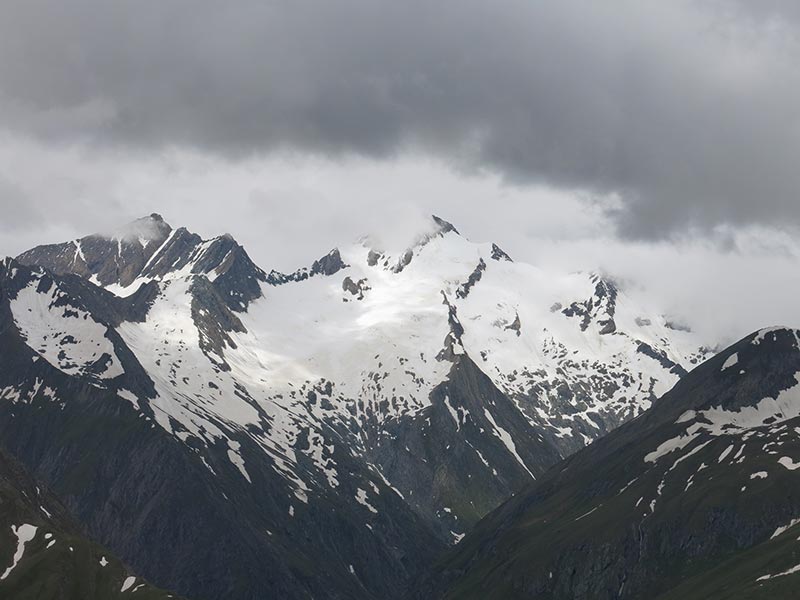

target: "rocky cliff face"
[0,446,183,599]
[0,214,714,599]
[16,214,172,288]
[418,327,800,600]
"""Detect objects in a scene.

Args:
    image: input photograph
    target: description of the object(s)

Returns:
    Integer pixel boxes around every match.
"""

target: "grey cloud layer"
[2,0,800,236]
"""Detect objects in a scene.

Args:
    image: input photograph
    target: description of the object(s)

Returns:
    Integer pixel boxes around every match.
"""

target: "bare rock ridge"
[17,213,172,288]
[17,213,268,311]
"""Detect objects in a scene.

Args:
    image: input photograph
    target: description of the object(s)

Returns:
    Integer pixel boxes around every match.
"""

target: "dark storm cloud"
[720,0,800,23]
[2,0,800,236]
[0,178,40,232]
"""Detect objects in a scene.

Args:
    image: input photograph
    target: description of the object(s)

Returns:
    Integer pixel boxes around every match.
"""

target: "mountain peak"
[431,215,459,236]
[311,248,347,276]
[382,215,462,273]
[16,215,173,288]
[16,216,267,308]
[110,213,173,245]
[490,243,512,262]
[647,325,800,435]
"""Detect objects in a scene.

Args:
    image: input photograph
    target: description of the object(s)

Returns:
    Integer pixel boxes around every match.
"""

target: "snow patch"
[721,353,738,371]
[355,488,378,514]
[227,440,252,483]
[757,561,800,581]
[778,456,800,471]
[1,524,38,580]
[483,408,534,478]
[11,278,124,381]
[771,517,800,539]
[121,576,137,592]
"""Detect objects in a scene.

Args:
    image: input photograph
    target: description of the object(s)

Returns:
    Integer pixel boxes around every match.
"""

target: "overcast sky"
[1,0,799,344]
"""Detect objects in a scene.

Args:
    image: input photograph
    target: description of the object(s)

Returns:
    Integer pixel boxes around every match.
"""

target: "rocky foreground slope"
[0,447,182,599]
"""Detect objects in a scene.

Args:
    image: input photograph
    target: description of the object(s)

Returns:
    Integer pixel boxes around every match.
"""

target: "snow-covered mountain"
[418,327,800,599]
[2,213,712,599]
